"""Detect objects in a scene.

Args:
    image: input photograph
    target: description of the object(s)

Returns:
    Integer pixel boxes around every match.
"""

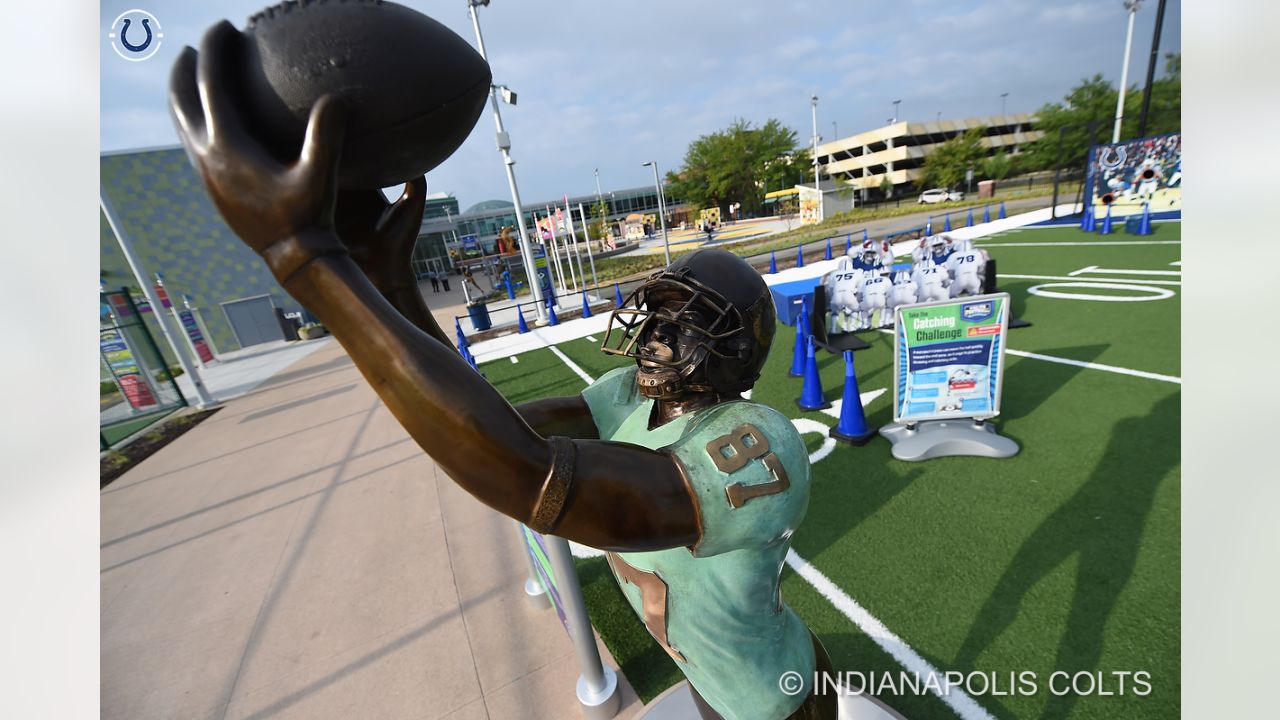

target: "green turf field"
[480,223,1180,720]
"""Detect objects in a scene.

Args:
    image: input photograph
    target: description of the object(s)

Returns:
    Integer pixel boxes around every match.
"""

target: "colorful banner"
[521,526,569,634]
[154,283,173,309]
[178,309,215,363]
[101,328,157,409]
[893,293,1010,423]
[1084,132,1181,218]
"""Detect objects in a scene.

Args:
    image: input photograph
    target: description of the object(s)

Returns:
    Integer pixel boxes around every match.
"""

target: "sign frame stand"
[879,417,1018,461]
[883,292,1020,462]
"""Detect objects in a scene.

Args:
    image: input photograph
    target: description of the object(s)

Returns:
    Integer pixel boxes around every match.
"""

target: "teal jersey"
[581,367,815,720]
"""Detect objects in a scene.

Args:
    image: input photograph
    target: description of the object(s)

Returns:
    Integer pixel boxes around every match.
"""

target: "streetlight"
[892,99,901,123]
[811,95,822,222]
[1113,0,1143,143]
[641,161,671,265]
[832,120,838,139]
[465,0,545,321]
[1001,92,1009,116]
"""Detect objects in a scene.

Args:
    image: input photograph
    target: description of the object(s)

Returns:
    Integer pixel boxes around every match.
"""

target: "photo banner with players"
[1084,132,1181,218]
[893,293,1010,423]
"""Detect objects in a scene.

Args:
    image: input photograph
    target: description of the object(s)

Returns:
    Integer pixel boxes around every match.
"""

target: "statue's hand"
[168,21,347,282]
[336,178,427,295]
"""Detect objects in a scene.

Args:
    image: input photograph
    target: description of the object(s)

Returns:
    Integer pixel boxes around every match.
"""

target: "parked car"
[918,188,964,204]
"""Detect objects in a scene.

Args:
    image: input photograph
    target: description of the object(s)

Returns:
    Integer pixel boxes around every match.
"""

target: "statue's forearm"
[280,244,548,520]
[383,282,453,349]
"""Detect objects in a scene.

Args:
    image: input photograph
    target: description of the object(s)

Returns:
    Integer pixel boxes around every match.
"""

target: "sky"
[101,0,1180,212]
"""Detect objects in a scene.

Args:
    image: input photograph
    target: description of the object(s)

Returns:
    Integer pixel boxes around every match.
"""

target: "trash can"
[467,301,492,332]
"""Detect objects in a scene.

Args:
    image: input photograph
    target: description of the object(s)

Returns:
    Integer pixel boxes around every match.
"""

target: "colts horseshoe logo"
[1097,145,1127,172]
[108,10,164,62]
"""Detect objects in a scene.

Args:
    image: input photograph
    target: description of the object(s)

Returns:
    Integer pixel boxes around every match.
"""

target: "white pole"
[1113,2,1141,143]
[545,207,571,294]
[578,202,599,289]
[101,192,215,408]
[555,206,579,292]
[811,95,823,222]
[466,1,546,321]
[644,161,671,265]
[565,200,588,293]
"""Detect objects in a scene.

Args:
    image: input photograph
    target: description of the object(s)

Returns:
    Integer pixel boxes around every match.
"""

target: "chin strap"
[528,436,576,534]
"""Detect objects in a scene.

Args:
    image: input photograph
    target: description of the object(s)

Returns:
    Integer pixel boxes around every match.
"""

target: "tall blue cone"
[798,296,811,338]
[983,205,991,224]
[581,292,593,318]
[769,252,778,274]
[967,208,974,227]
[862,229,869,245]
[545,288,555,308]
[795,245,805,269]
[944,214,952,232]
[830,351,876,444]
[614,283,624,307]
[796,337,831,411]
[454,317,464,339]
[926,219,933,235]
[1099,204,1113,235]
[516,308,530,334]
[789,314,807,377]
[824,238,833,261]
[547,301,559,326]
[998,201,1007,219]
[456,324,469,350]
[845,234,852,254]
[1135,202,1153,235]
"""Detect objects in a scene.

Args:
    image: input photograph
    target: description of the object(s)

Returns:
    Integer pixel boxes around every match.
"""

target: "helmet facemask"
[602,275,744,400]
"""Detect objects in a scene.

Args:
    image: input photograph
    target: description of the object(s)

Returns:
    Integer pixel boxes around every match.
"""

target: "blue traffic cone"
[456,324,469,350]
[516,308,530,334]
[769,252,778,274]
[967,208,974,227]
[581,292,593,318]
[824,238,833,261]
[504,276,516,300]
[998,201,1007,219]
[547,302,559,326]
[925,219,933,235]
[944,214,952,232]
[1099,204,1113,235]
[983,205,991,224]
[545,288,555,308]
[1080,204,1092,231]
[795,245,805,269]
[789,314,806,377]
[1135,202,1153,235]
[845,234,852,254]
[796,337,831,411]
[454,317,464,339]
[829,351,876,444]
[862,229,869,245]
[798,296,811,339]
[614,283,624,307]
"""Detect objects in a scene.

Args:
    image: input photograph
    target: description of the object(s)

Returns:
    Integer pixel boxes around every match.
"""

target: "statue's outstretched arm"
[169,23,694,551]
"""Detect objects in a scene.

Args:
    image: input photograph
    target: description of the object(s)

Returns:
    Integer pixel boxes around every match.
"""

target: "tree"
[665,118,806,219]
[981,152,1014,182]
[1021,61,1180,172]
[922,128,986,189]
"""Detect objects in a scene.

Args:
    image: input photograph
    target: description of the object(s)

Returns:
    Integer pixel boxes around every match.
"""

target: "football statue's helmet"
[602,249,776,399]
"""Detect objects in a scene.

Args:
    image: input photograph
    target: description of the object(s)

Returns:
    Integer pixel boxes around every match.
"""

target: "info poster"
[893,293,1010,423]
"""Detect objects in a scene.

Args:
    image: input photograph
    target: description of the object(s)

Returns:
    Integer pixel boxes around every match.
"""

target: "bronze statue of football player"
[170,22,835,720]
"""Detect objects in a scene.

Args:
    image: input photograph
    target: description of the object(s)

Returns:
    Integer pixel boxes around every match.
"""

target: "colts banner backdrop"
[1084,132,1182,218]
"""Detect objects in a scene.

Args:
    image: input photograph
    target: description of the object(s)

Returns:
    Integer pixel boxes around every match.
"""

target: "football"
[233,0,491,189]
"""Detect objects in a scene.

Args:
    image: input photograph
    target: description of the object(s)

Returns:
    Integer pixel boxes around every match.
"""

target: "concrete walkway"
[101,340,645,719]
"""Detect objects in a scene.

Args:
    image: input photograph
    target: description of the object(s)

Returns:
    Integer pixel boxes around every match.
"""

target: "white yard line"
[548,346,596,385]
[509,356,519,364]
[786,550,995,720]
[1068,266,1181,277]
[1004,349,1181,384]
[999,273,1180,286]
[974,240,1180,248]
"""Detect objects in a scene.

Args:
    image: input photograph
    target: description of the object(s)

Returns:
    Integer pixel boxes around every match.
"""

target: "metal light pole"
[1001,92,1009,116]
[1112,0,1142,143]
[466,0,545,321]
[1137,0,1168,137]
[832,120,837,140]
[642,161,670,265]
[892,99,901,123]
[810,95,822,222]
